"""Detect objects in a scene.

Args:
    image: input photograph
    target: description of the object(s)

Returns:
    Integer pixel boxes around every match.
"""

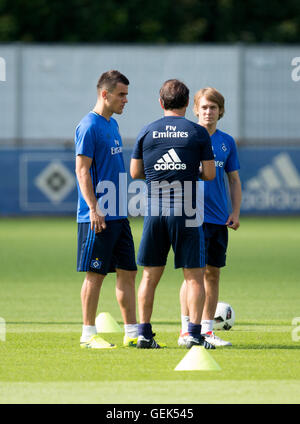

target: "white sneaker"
[177,330,189,347]
[203,331,232,347]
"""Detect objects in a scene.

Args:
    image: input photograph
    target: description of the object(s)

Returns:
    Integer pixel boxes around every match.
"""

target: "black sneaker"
[186,335,216,349]
[136,333,161,349]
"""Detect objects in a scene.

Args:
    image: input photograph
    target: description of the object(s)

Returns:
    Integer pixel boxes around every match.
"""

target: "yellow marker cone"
[175,346,221,371]
[95,312,122,333]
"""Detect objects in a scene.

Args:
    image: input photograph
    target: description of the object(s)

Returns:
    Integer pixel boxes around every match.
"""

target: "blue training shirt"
[132,116,213,184]
[204,129,240,225]
[132,116,214,215]
[75,111,127,223]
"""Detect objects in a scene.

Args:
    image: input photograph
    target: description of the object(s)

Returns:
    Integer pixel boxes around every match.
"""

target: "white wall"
[0,43,299,145]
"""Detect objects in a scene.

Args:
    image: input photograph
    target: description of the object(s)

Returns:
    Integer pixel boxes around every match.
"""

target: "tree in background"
[0,0,300,43]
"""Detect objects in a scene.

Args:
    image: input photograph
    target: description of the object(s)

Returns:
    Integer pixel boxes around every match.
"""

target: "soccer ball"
[213,301,235,330]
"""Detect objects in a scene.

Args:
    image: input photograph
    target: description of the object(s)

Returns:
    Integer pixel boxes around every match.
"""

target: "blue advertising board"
[0,148,77,215]
[0,146,300,216]
[238,147,300,215]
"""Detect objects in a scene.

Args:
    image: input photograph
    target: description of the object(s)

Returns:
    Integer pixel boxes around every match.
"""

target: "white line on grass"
[0,380,299,404]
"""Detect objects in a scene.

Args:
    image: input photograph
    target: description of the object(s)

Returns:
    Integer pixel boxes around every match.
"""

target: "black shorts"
[137,214,205,269]
[203,223,228,268]
[77,218,137,275]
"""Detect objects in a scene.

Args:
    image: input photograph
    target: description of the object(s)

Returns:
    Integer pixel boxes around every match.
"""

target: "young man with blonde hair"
[179,87,242,347]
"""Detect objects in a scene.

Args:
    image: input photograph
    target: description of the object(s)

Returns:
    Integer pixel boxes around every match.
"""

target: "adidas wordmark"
[154,148,187,171]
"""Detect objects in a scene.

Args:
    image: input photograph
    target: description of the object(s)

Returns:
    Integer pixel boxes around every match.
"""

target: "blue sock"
[188,322,202,339]
[138,323,153,339]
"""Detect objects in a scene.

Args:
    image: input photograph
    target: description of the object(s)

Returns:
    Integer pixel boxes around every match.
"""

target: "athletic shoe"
[123,335,138,347]
[178,330,189,347]
[136,333,162,349]
[80,334,116,349]
[186,335,216,349]
[203,331,232,347]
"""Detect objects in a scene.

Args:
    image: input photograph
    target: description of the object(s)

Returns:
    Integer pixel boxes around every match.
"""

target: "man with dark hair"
[75,70,138,349]
[159,79,190,110]
[97,70,130,92]
[130,79,216,349]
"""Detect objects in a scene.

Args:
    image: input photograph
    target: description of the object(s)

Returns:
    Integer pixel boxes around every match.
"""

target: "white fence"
[0,43,300,146]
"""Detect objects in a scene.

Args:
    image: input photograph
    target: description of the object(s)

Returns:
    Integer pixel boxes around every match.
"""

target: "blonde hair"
[193,87,225,120]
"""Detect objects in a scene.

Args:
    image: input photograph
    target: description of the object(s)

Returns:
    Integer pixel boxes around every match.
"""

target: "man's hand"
[90,208,106,233]
[226,213,240,230]
[227,171,242,231]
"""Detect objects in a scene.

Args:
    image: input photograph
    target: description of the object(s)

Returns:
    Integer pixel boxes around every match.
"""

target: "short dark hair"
[97,70,129,92]
[159,79,189,110]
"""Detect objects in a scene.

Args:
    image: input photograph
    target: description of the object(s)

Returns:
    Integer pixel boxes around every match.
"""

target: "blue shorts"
[77,218,137,275]
[137,214,205,269]
[203,223,228,268]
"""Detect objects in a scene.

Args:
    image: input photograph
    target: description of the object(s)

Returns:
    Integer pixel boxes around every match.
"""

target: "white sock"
[124,323,138,338]
[201,320,214,334]
[81,325,97,342]
[181,315,190,334]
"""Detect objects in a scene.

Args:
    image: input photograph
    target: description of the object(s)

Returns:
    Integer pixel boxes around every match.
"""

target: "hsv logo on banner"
[19,152,77,212]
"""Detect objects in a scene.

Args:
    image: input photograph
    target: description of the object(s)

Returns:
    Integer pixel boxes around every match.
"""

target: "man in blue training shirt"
[75,70,138,349]
[178,87,242,347]
[130,79,216,349]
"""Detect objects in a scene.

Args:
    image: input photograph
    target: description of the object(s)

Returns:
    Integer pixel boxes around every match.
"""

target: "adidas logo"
[154,148,187,171]
[246,153,300,190]
[242,152,300,211]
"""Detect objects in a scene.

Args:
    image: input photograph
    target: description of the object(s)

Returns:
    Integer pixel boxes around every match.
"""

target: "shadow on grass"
[7,322,82,325]
[237,322,288,326]
[7,321,182,326]
[233,344,300,350]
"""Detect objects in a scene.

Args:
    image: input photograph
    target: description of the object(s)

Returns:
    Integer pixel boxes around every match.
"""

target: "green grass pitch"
[0,216,300,404]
